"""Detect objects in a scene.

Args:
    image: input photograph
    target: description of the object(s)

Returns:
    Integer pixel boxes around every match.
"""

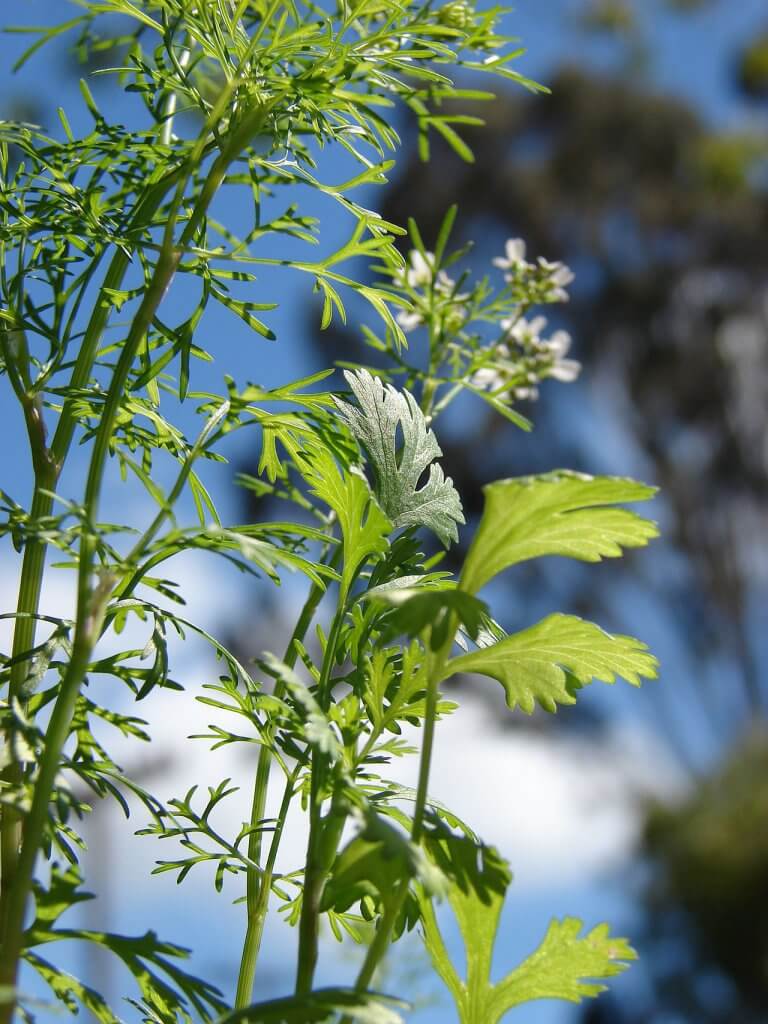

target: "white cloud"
[89,660,684,898]
[386,698,684,888]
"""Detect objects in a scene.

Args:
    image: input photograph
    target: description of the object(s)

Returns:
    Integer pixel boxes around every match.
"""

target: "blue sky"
[1,2,766,1021]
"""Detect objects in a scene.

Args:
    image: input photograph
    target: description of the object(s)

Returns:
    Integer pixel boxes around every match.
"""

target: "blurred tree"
[635,729,768,1022]
[739,32,768,100]
[319,59,768,722]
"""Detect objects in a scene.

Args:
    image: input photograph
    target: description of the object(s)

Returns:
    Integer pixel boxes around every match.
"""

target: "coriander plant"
[0,2,659,1022]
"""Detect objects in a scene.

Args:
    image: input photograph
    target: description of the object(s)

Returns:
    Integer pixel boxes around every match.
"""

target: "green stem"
[349,892,403,997]
[0,542,111,999]
[160,40,192,147]
[0,163,184,915]
[429,382,463,422]
[234,762,298,1006]
[342,621,456,1009]
[0,325,61,938]
[0,483,57,944]
[0,107,266,1009]
[294,602,348,996]
[234,555,334,1006]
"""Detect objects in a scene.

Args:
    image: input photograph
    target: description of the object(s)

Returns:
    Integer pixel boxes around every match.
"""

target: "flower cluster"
[384,234,578,417]
[493,237,575,303]
[471,314,581,401]
[466,238,579,403]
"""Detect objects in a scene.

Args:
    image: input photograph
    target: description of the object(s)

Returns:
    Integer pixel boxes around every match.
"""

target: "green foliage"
[333,370,464,547]
[0,1,659,1022]
[441,613,659,713]
[24,865,227,1022]
[420,837,636,1023]
[461,472,658,595]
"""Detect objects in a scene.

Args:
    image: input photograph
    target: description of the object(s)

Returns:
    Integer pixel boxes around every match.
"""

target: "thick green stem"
[0,482,57,944]
[0,579,108,995]
[0,166,183,927]
[0,326,60,938]
[0,246,183,1008]
[234,766,297,1006]
[294,604,347,996]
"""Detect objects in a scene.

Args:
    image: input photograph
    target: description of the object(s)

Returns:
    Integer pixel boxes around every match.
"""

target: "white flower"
[400,249,434,288]
[546,329,571,358]
[507,315,547,346]
[471,366,505,391]
[435,269,457,295]
[549,358,581,382]
[538,257,574,287]
[396,308,423,332]
[538,257,574,301]
[544,329,581,382]
[493,238,527,273]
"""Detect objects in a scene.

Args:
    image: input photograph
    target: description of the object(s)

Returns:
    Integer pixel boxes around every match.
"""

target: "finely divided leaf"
[460,471,657,594]
[24,952,118,1023]
[440,614,658,713]
[262,654,341,761]
[27,864,227,1021]
[333,370,464,547]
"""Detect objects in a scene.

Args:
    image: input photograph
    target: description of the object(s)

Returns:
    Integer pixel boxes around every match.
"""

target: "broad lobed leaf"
[460,471,658,594]
[490,918,637,1014]
[420,835,636,1024]
[441,613,658,713]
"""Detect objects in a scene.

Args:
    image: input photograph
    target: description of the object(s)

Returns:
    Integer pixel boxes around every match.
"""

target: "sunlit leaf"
[420,836,636,1024]
[461,472,658,594]
[441,613,658,713]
